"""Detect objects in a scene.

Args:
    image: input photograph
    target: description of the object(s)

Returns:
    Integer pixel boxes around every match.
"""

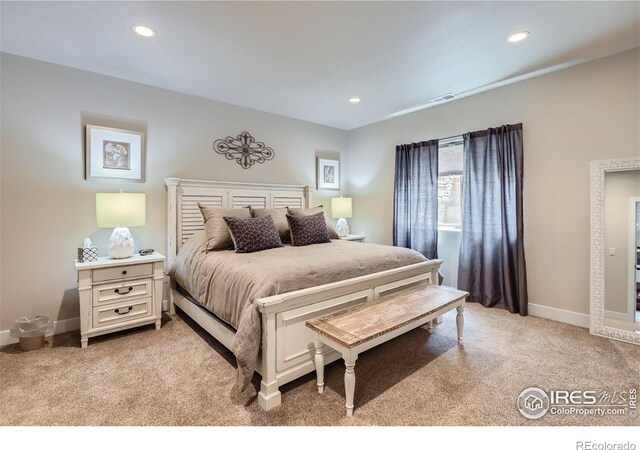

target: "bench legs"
[456,303,464,342]
[314,340,359,417]
[314,341,325,394]
[421,315,443,332]
[343,355,357,417]
[312,303,465,417]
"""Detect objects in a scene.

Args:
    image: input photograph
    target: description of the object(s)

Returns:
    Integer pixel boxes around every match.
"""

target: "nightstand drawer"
[92,263,152,283]
[92,279,152,306]
[92,297,152,328]
[76,252,166,348]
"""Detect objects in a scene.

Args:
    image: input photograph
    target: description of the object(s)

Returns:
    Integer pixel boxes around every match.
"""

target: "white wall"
[0,53,347,329]
[346,48,640,317]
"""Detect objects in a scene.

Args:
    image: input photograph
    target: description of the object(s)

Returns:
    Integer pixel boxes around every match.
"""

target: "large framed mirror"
[590,157,640,345]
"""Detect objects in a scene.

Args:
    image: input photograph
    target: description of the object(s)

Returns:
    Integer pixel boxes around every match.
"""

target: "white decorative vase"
[336,218,350,238]
[108,227,135,258]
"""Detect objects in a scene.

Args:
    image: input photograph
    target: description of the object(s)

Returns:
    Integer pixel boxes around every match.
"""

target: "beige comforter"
[168,231,427,394]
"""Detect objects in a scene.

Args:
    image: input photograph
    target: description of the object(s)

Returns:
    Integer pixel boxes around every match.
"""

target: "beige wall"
[0,53,347,329]
[2,48,639,329]
[604,170,640,315]
[346,48,640,316]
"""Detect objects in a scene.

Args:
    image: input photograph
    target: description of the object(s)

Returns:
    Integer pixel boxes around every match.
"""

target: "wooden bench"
[306,283,469,416]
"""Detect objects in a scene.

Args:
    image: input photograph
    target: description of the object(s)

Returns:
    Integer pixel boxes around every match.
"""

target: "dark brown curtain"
[393,139,439,259]
[458,124,528,315]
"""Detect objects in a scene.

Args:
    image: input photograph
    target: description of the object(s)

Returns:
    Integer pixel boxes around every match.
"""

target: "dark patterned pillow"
[223,216,284,253]
[286,211,331,246]
[288,206,339,239]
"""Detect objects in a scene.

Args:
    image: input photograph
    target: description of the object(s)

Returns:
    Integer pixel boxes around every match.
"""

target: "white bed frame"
[165,178,443,410]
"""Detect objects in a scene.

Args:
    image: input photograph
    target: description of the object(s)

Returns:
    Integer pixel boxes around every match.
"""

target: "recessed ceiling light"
[507,31,529,43]
[349,97,361,104]
[133,25,156,38]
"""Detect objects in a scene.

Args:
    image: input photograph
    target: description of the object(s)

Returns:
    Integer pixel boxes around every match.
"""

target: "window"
[438,139,463,230]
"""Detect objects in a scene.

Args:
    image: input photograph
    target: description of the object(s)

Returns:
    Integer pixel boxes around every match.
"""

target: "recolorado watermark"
[517,387,637,420]
[576,442,636,450]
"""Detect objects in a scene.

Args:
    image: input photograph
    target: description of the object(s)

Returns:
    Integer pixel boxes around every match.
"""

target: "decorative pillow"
[286,211,331,246]
[223,216,284,253]
[198,205,251,251]
[250,207,290,243]
[287,206,339,239]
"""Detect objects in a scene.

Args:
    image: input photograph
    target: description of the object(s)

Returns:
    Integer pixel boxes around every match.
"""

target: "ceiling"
[1,1,639,130]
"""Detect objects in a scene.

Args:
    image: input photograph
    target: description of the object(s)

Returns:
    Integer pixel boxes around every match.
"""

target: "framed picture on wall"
[316,157,340,190]
[85,125,145,182]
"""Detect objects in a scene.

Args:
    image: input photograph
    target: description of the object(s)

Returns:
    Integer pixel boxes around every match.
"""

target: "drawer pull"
[122,270,127,275]
[114,287,133,295]
[114,306,133,315]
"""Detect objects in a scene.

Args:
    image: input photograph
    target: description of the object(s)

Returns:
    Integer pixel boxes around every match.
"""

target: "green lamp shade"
[331,197,352,219]
[96,193,146,228]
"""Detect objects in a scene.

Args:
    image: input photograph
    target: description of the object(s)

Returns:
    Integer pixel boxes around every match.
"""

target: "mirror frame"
[590,156,640,345]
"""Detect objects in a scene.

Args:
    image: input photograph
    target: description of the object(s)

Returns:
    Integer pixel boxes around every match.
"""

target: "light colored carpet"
[1,303,638,426]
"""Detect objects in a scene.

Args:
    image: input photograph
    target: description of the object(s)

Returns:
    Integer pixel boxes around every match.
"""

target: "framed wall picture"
[85,125,145,182]
[316,157,340,190]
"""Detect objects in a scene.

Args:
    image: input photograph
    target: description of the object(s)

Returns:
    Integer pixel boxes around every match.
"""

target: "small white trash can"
[9,315,53,351]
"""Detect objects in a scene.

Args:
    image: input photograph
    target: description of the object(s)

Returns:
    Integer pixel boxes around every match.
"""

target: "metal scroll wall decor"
[213,131,275,169]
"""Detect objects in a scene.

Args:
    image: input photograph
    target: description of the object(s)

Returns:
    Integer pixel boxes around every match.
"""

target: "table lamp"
[96,192,146,258]
[331,197,352,238]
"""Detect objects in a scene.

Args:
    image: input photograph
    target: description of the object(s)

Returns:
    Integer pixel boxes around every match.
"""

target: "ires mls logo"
[517,387,637,419]
[517,387,550,419]
[549,390,598,405]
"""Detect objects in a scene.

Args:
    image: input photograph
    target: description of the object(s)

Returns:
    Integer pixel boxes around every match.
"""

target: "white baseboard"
[0,317,80,347]
[0,303,590,345]
[2,297,171,347]
[1,298,171,346]
[528,303,589,328]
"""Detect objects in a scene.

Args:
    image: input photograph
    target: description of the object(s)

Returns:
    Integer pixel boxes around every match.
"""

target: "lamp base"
[108,227,135,259]
[336,218,349,238]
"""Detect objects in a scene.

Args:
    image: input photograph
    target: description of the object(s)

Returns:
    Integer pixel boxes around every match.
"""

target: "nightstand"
[75,252,166,348]
[340,234,366,243]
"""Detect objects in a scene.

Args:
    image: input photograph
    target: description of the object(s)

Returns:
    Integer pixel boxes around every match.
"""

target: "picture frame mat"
[85,124,145,183]
[316,157,340,190]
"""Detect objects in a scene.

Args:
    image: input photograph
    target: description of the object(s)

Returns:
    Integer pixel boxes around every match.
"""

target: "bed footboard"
[255,259,442,411]
[165,178,444,411]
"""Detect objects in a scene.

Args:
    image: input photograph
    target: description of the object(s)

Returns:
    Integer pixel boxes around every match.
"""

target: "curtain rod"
[439,134,464,143]
[439,135,464,147]
[399,134,463,148]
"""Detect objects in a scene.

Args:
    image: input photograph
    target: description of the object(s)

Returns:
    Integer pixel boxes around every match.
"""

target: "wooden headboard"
[165,178,309,268]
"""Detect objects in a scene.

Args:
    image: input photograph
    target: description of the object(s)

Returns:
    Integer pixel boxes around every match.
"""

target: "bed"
[165,178,443,410]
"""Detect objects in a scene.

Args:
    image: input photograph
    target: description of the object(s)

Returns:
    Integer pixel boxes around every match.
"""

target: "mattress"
[168,231,427,391]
